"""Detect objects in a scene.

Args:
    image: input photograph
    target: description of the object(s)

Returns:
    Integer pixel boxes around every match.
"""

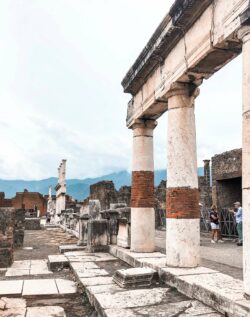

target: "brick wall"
[166,187,200,219]
[12,192,47,217]
[131,171,154,208]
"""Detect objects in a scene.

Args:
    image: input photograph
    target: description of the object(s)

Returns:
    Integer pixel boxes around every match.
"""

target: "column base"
[130,207,155,253]
[166,218,200,267]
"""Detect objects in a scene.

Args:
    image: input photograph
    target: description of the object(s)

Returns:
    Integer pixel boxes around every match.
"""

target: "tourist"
[232,202,243,246]
[210,205,224,243]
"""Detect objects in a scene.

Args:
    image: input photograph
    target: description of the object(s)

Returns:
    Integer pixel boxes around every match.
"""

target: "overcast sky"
[0,0,242,180]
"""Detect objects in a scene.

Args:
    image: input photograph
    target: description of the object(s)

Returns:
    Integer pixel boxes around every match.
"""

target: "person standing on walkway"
[233,202,243,246]
[210,205,224,243]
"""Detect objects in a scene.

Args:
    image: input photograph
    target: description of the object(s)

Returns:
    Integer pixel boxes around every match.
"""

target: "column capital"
[238,26,250,43]
[130,119,157,131]
[166,82,200,110]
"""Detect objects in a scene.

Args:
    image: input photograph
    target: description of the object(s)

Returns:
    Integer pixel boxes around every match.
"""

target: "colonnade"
[129,25,250,296]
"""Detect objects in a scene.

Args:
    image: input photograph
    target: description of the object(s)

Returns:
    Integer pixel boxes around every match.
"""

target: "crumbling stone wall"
[0,208,15,267]
[212,149,242,209]
[117,186,131,206]
[14,209,25,248]
[90,181,118,210]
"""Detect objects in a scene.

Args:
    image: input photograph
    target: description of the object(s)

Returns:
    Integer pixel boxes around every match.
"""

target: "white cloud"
[0,0,243,179]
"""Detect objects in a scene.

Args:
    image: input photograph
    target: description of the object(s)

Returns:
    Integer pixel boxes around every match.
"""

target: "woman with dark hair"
[210,205,224,243]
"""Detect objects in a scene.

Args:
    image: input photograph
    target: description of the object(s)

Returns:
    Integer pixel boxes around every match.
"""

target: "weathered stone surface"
[22,279,58,296]
[74,268,109,278]
[26,306,66,317]
[80,276,114,287]
[95,288,168,310]
[87,219,109,252]
[25,218,41,230]
[86,284,121,305]
[0,280,23,295]
[48,254,69,271]
[55,279,77,294]
[0,208,15,268]
[59,244,86,254]
[14,209,25,248]
[113,267,156,288]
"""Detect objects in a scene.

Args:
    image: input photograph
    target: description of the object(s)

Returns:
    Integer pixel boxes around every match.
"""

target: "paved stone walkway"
[0,228,94,317]
[155,230,243,280]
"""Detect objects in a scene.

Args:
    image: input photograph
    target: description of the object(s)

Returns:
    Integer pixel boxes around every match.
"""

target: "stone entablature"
[122,0,248,127]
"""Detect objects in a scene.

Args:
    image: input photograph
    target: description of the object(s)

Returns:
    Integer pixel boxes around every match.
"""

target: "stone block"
[55,278,77,294]
[87,219,109,252]
[117,219,130,248]
[48,254,69,271]
[14,209,25,248]
[113,267,156,288]
[59,244,86,254]
[89,200,101,219]
[22,279,58,296]
[0,280,23,296]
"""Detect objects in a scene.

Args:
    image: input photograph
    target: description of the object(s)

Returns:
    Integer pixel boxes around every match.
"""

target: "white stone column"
[130,119,157,252]
[238,26,250,297]
[166,82,200,267]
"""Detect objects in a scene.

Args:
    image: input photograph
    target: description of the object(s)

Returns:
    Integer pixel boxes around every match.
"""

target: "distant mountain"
[0,167,205,201]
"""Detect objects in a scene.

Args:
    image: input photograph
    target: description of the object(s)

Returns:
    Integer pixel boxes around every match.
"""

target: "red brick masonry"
[166,187,199,219]
[131,171,154,208]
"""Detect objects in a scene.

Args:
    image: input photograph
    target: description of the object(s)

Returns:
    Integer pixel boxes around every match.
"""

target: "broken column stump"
[113,267,156,288]
[0,208,15,268]
[87,219,109,252]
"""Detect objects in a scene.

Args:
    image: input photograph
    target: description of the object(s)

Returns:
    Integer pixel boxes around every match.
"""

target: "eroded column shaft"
[239,26,250,297]
[166,83,200,267]
[130,120,157,252]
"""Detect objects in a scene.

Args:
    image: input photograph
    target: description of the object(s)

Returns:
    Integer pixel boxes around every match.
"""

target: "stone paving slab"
[103,300,221,317]
[86,284,121,305]
[5,259,52,276]
[80,276,114,287]
[0,280,23,296]
[5,268,30,277]
[22,279,58,296]
[59,244,86,254]
[71,261,100,270]
[26,306,66,317]
[55,278,77,294]
[75,268,109,278]
[95,288,168,310]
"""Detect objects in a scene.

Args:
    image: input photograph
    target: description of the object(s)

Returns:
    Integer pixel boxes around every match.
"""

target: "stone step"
[109,245,250,317]
[47,254,69,271]
[113,267,156,288]
[59,244,86,254]
[0,279,76,297]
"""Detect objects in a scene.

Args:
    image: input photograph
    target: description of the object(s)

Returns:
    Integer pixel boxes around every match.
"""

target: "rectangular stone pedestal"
[117,219,130,248]
[87,219,109,252]
[14,209,25,248]
[113,267,156,288]
[25,218,41,230]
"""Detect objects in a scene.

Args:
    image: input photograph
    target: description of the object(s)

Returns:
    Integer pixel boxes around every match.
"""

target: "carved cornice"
[121,0,213,96]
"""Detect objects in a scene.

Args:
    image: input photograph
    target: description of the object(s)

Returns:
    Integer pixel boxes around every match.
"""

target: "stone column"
[238,26,250,297]
[130,119,157,252]
[166,82,200,267]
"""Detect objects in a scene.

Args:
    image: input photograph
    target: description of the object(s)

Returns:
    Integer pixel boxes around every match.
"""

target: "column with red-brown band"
[130,119,157,252]
[166,82,200,267]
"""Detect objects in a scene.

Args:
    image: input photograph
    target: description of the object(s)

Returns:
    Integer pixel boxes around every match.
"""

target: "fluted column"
[130,119,157,252]
[166,82,200,267]
[238,26,250,297]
